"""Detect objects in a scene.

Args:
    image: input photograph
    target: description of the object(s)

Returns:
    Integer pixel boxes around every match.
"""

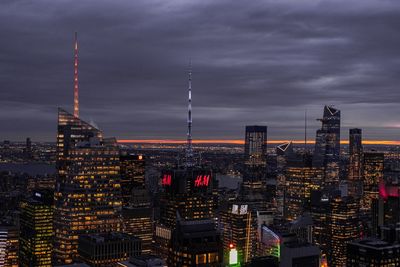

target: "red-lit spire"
[73,32,79,118]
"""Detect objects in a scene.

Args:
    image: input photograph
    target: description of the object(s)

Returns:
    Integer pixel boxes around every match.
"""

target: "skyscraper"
[362,152,384,212]
[119,153,152,254]
[348,128,363,198]
[53,109,122,264]
[276,142,294,218]
[155,64,218,260]
[313,106,341,187]
[329,196,360,267]
[122,188,153,254]
[0,224,18,267]
[19,190,53,267]
[244,126,267,167]
[220,203,256,265]
[120,154,146,205]
[285,166,324,221]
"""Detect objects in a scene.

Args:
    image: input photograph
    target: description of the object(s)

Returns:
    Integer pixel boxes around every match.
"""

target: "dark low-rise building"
[78,233,141,267]
[168,216,223,266]
[347,238,400,267]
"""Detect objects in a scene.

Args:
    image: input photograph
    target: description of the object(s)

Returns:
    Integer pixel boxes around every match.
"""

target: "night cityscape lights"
[1,1,400,266]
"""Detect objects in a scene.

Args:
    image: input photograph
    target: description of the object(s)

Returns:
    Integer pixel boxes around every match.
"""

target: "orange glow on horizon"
[117,139,400,145]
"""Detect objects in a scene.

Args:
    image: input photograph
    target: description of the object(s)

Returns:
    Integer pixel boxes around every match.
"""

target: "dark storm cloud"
[1,0,400,141]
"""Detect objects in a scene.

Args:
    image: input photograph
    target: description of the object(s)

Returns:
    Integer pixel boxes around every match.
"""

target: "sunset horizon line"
[117,139,400,145]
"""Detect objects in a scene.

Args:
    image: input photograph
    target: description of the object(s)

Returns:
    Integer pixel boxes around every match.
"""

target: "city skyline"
[1,0,400,141]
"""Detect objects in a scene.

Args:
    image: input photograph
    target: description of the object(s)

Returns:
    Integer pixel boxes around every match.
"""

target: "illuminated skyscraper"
[19,190,53,267]
[155,65,218,260]
[244,126,267,167]
[362,152,384,212]
[348,129,363,198]
[329,196,360,267]
[53,109,122,264]
[313,106,341,187]
[285,166,324,222]
[159,168,217,228]
[0,224,18,267]
[220,203,256,265]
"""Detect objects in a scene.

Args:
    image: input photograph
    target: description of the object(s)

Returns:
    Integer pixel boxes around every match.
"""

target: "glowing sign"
[232,204,248,215]
[229,248,238,265]
[379,179,399,199]
[239,205,248,215]
[194,175,210,187]
[162,174,172,186]
[232,205,239,214]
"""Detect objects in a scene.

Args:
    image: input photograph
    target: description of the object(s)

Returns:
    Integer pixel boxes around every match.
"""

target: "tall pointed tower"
[186,62,193,167]
[73,32,79,118]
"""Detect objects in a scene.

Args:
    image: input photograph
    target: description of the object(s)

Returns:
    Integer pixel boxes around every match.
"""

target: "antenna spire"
[73,32,79,118]
[304,108,307,151]
[186,61,193,167]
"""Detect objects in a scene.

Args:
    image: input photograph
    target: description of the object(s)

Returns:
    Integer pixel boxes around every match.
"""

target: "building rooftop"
[349,238,400,250]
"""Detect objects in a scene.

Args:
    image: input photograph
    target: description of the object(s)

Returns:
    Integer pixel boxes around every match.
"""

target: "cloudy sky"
[1,0,400,142]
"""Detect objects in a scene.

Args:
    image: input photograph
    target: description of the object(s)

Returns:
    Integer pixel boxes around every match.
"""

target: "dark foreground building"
[347,238,400,266]
[78,233,141,267]
[168,216,223,266]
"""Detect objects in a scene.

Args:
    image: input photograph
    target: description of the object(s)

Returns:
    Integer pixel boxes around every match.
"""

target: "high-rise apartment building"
[53,109,122,264]
[19,190,53,267]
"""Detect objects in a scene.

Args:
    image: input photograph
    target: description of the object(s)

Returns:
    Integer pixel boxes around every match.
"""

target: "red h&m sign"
[162,174,172,186]
[194,175,210,187]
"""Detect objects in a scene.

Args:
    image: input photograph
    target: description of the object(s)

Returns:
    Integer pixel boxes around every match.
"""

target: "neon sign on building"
[162,174,172,186]
[194,175,210,187]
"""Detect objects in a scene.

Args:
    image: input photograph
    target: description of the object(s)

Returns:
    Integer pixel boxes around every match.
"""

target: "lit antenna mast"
[73,32,79,118]
[186,61,194,167]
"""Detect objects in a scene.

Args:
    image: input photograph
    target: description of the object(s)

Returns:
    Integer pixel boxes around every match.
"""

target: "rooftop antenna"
[304,109,307,152]
[186,61,194,167]
[73,32,79,118]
